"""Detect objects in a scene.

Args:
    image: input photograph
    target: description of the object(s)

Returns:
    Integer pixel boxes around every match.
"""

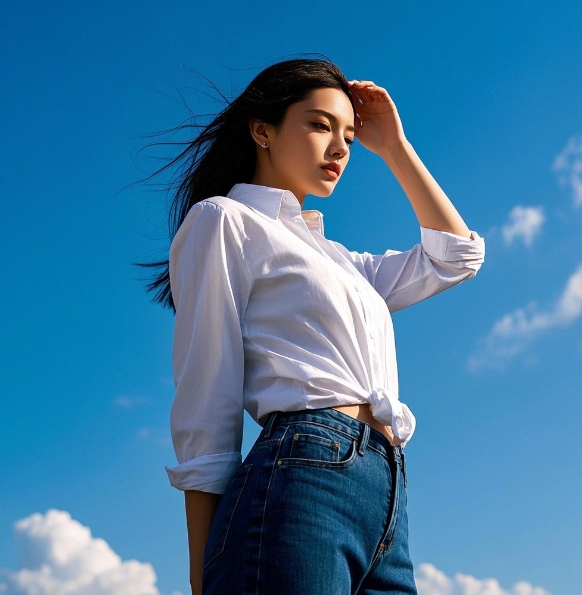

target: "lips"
[321,162,341,178]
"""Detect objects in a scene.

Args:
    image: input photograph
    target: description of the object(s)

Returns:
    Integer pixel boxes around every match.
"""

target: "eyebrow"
[306,109,356,133]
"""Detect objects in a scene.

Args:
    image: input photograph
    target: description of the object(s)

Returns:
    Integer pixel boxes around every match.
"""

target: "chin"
[308,190,334,199]
[311,183,338,198]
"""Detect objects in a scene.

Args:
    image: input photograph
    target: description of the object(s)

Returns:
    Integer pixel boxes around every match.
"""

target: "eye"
[313,122,331,132]
[345,137,354,146]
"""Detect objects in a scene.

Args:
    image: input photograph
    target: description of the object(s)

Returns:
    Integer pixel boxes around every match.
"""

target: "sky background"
[1,1,581,594]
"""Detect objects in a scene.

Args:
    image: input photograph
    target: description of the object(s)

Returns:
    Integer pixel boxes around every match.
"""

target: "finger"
[352,87,389,106]
[350,81,388,97]
[350,80,376,86]
[349,80,387,93]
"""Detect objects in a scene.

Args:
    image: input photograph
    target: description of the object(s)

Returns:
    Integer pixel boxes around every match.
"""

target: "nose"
[329,135,349,160]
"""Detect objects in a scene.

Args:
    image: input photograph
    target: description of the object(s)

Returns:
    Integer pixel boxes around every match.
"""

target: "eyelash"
[313,122,354,146]
[314,122,331,132]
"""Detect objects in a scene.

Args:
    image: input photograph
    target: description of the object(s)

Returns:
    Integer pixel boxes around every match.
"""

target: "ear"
[249,120,273,147]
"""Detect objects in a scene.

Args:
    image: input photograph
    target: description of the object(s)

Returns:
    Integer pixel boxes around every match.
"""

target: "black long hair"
[142,58,351,309]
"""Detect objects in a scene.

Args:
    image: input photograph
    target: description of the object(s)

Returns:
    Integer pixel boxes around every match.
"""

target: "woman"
[150,58,484,594]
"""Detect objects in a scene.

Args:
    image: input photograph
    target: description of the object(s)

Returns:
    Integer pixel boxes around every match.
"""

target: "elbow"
[448,232,486,278]
[463,254,485,278]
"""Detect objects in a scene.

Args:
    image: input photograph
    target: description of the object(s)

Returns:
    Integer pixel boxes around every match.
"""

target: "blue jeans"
[203,408,418,595]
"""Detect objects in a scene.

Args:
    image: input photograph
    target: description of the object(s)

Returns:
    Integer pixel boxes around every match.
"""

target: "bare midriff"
[332,403,405,446]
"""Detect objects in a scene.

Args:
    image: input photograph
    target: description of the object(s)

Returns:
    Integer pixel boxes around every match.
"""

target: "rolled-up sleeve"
[342,227,485,313]
[166,201,252,493]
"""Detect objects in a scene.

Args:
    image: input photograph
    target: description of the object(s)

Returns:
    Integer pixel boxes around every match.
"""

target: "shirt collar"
[227,183,325,236]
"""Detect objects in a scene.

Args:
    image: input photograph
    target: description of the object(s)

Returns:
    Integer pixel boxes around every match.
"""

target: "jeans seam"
[254,425,288,594]
[277,419,357,441]
[203,463,253,569]
[371,460,401,564]
[276,439,359,469]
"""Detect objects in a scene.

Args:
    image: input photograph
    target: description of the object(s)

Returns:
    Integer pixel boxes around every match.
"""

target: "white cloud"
[113,395,152,409]
[553,135,582,207]
[415,563,552,595]
[0,510,181,595]
[469,263,582,370]
[501,206,545,247]
[136,426,171,446]
[138,427,153,440]
[0,512,551,595]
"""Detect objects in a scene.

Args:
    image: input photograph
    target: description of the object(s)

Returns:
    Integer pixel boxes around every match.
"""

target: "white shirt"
[166,183,485,493]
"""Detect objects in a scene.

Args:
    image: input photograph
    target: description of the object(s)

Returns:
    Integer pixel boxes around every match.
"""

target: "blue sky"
[1,1,581,594]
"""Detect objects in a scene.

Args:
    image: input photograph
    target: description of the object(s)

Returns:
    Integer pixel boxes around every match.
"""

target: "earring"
[261,142,268,149]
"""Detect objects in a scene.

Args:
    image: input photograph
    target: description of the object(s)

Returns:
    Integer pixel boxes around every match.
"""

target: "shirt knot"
[367,388,416,443]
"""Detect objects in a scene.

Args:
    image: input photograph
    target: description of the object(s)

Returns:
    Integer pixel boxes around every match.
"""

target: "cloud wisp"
[415,563,551,595]
[501,206,545,247]
[0,510,181,595]
[113,395,153,409]
[553,135,582,207]
[136,426,172,445]
[469,264,582,370]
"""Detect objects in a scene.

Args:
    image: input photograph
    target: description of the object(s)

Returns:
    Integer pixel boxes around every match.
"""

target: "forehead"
[291,88,355,125]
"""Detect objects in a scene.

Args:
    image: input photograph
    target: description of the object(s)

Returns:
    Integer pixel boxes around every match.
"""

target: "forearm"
[185,490,221,595]
[380,139,472,238]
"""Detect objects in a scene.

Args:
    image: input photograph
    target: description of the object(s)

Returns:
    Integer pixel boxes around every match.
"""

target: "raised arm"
[348,80,472,238]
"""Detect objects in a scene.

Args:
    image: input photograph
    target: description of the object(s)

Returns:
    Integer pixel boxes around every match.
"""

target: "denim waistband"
[262,408,403,466]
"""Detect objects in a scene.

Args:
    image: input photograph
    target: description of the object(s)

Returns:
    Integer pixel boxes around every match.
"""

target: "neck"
[251,170,306,207]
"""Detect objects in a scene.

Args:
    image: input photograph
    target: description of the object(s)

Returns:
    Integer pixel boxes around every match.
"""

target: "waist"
[332,403,403,446]
[262,407,402,461]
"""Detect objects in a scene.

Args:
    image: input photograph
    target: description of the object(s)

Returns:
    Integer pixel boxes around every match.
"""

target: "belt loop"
[263,412,279,438]
[358,422,370,456]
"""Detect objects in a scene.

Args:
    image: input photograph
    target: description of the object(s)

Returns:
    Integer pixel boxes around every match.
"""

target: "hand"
[347,81,472,237]
[348,80,407,156]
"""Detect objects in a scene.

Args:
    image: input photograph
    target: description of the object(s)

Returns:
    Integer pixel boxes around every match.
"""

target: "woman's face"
[254,88,355,203]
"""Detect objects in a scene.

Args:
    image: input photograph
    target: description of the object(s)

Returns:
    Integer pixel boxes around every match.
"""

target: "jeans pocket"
[203,463,252,568]
[278,423,357,468]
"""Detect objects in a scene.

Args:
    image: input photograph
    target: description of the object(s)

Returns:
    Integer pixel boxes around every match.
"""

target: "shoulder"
[183,195,262,230]
[170,196,256,261]
[176,197,248,236]
[185,195,242,219]
[202,195,244,213]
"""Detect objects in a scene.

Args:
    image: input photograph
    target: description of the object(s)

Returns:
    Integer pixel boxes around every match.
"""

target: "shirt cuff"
[420,227,485,264]
[166,452,242,494]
